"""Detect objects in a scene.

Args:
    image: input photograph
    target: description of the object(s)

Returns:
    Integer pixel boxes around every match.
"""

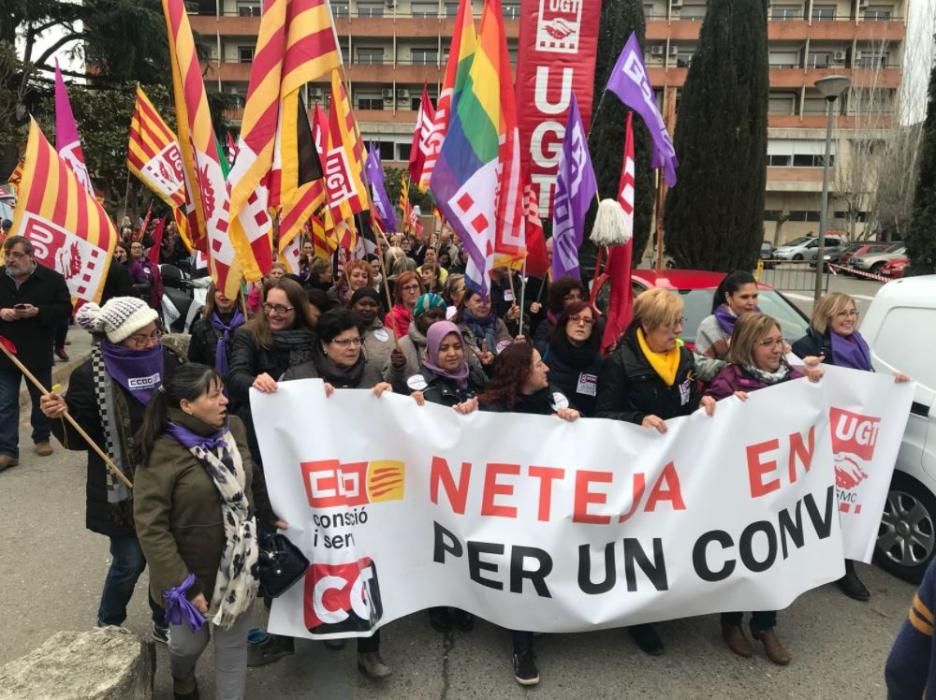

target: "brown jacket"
[133,410,275,604]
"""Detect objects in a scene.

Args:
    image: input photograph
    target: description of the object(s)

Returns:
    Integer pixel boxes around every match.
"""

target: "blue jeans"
[97,533,166,628]
[0,366,52,459]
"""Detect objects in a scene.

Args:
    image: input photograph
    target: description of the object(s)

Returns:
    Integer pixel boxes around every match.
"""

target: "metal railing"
[756,260,828,293]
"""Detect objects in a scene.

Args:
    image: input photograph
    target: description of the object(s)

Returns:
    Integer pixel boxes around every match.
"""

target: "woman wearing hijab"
[596,288,717,657]
[349,287,394,378]
[455,290,511,369]
[792,291,910,602]
[538,300,604,416]
[39,297,186,643]
[188,283,246,376]
[384,271,423,338]
[695,271,760,359]
[705,312,825,666]
[133,364,283,700]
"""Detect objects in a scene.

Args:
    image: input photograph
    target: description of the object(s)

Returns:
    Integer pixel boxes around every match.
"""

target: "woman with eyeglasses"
[792,291,910,603]
[531,278,586,347]
[188,283,246,377]
[537,300,604,416]
[695,271,759,360]
[596,287,717,657]
[39,296,186,645]
[281,307,393,679]
[384,271,423,339]
[703,312,823,666]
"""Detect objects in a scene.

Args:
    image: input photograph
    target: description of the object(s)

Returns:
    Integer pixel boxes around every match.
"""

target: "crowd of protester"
[0,220,905,698]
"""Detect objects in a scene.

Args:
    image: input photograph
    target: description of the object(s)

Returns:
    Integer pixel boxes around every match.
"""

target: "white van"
[860,275,936,582]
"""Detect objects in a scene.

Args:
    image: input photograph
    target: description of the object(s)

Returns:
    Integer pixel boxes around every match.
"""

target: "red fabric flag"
[616,111,636,230]
[148,217,167,266]
[522,175,549,278]
[408,85,435,184]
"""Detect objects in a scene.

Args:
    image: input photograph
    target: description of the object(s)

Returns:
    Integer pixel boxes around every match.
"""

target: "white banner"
[251,377,875,639]
[821,365,914,562]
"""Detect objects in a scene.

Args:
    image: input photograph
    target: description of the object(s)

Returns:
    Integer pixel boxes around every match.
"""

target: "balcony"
[646,64,900,90]
[767,114,895,129]
[646,17,905,42]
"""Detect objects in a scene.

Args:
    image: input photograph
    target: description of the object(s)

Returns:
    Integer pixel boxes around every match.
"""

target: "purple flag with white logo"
[606,32,679,187]
[551,95,597,281]
[364,143,397,233]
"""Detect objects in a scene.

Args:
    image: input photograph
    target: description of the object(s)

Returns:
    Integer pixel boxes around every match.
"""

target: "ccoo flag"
[10,119,116,304]
[365,144,397,233]
[54,61,94,195]
[551,94,596,281]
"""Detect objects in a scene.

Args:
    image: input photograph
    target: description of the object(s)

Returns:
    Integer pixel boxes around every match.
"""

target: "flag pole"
[0,340,133,489]
[518,257,528,338]
[368,217,403,352]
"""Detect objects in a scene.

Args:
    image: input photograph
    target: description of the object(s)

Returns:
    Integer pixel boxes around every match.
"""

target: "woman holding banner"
[595,287,716,657]
[187,284,246,377]
[537,300,604,417]
[132,363,282,700]
[792,291,909,603]
[705,312,823,665]
[474,341,579,687]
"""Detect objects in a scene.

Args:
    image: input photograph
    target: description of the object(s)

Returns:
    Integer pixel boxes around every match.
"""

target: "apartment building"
[188,0,907,242]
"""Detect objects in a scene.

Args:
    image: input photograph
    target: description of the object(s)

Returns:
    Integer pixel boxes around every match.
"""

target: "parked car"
[849,243,907,275]
[760,240,774,260]
[880,256,910,278]
[592,269,810,350]
[810,242,891,271]
[862,275,936,582]
[773,235,844,261]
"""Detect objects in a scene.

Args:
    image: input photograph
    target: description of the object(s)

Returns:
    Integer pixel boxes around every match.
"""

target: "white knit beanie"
[76,297,160,343]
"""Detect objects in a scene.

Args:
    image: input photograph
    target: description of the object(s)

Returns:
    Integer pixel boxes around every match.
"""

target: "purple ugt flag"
[364,144,397,233]
[606,32,679,187]
[551,95,597,282]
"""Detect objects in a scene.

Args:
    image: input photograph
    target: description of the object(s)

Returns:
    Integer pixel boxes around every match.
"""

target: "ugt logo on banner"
[830,408,881,513]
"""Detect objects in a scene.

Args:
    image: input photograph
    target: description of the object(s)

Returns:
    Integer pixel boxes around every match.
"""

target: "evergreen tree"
[662,0,769,271]
[588,0,655,265]
[905,58,936,276]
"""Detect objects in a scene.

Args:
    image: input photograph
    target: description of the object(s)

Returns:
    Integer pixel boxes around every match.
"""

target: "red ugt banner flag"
[515,0,601,218]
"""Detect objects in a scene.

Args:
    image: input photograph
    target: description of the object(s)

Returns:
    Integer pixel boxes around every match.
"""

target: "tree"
[905,59,936,276]
[662,0,769,271]
[587,0,655,265]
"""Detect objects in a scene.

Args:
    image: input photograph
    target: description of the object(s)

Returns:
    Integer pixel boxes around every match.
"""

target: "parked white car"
[861,275,936,582]
[849,244,907,275]
[773,235,843,261]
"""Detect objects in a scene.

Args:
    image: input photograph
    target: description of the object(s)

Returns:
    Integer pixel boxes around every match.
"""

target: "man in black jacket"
[0,236,71,470]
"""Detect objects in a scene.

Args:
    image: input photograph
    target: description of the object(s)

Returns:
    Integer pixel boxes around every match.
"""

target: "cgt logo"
[830,408,880,503]
[304,559,383,633]
[301,459,405,508]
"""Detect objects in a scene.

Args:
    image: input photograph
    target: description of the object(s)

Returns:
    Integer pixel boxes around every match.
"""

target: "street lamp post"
[813,75,850,303]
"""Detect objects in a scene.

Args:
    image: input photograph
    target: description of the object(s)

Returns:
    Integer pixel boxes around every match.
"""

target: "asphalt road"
[0,278,913,699]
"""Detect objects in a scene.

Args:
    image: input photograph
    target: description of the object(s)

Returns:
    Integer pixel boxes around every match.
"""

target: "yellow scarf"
[637,328,681,386]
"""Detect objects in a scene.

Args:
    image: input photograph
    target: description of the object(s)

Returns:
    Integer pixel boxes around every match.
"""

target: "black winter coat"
[187,311,244,372]
[791,327,832,362]
[481,386,563,416]
[100,263,134,305]
[0,264,71,371]
[225,327,315,413]
[51,346,185,537]
[595,327,699,424]
[418,365,487,407]
[539,340,604,417]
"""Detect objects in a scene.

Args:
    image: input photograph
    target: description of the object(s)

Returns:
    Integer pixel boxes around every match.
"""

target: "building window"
[863,6,892,20]
[444,2,459,17]
[356,92,384,110]
[771,6,802,20]
[502,1,520,18]
[411,48,438,65]
[397,142,411,161]
[811,5,836,21]
[792,154,833,167]
[806,52,832,68]
[768,92,797,115]
[789,210,821,222]
[411,2,438,17]
[236,1,261,16]
[764,210,781,221]
[333,2,350,17]
[767,155,793,167]
[856,51,888,68]
[357,1,384,17]
[643,4,655,19]
[356,47,385,64]
[680,3,707,20]
[238,46,255,63]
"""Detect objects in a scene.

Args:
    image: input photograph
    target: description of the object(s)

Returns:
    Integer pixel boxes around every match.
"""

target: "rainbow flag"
[10,119,116,304]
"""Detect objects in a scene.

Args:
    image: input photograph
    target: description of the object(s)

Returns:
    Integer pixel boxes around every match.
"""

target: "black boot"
[629,623,664,656]
[837,559,870,602]
[428,607,453,633]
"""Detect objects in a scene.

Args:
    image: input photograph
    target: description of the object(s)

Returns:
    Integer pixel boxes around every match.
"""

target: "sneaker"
[34,441,53,457]
[0,454,19,472]
[152,623,169,646]
[357,651,392,679]
[247,633,294,667]
[512,650,539,686]
[55,347,69,362]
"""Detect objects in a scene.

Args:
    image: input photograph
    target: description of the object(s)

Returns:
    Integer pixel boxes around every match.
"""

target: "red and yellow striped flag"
[324,70,368,224]
[310,211,338,259]
[10,119,116,304]
[162,0,238,297]
[127,86,195,248]
[7,158,24,190]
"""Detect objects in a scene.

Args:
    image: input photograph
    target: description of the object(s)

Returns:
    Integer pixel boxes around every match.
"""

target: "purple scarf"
[165,420,230,452]
[830,330,872,371]
[714,304,761,336]
[209,309,245,376]
[423,321,470,388]
[100,340,165,404]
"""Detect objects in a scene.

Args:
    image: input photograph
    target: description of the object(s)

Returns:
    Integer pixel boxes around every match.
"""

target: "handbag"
[257,528,309,598]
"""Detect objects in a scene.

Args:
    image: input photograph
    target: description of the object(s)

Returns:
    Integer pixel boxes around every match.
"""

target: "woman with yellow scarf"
[595,287,716,655]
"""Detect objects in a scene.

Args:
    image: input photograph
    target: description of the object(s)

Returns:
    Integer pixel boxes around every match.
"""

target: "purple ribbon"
[162,573,206,631]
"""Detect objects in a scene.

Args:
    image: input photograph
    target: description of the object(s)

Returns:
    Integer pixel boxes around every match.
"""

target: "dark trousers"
[54,316,69,349]
[97,533,166,628]
[721,610,777,632]
[357,629,381,653]
[0,365,52,458]
[512,630,534,655]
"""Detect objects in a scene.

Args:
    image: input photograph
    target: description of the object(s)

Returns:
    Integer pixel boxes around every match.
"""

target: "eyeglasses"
[835,309,859,319]
[330,336,363,347]
[263,302,294,315]
[126,329,163,347]
[569,314,595,326]
[402,284,421,292]
[663,316,688,329]
[758,337,785,348]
